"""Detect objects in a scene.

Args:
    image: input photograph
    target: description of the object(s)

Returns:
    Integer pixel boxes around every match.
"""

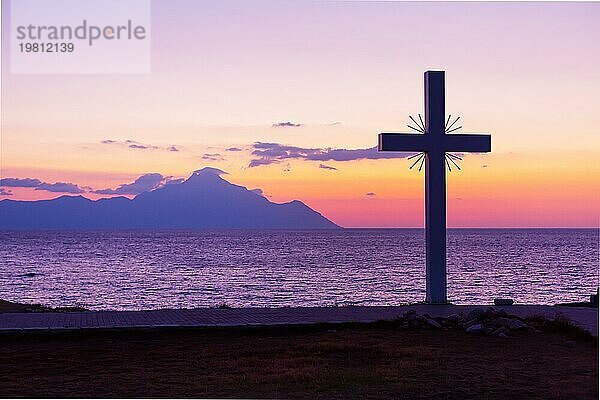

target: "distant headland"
[0,167,338,230]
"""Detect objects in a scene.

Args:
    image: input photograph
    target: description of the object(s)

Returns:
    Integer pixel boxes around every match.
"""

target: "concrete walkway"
[0,305,597,335]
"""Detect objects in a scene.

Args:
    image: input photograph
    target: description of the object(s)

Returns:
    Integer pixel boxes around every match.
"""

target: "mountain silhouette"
[0,168,339,229]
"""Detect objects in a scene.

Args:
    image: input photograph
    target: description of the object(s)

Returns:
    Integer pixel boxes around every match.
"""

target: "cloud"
[318,163,337,170]
[248,158,274,168]
[101,139,171,151]
[192,167,227,177]
[36,182,85,194]
[272,121,303,128]
[226,147,243,152]
[366,192,376,197]
[0,178,43,187]
[1,174,187,197]
[0,178,86,194]
[164,177,185,185]
[125,139,159,150]
[201,153,225,161]
[93,173,167,195]
[482,164,489,168]
[250,188,273,198]
[248,142,412,167]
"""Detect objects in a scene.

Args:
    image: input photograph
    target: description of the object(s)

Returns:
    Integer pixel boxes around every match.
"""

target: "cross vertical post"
[377,70,491,305]
[424,71,447,303]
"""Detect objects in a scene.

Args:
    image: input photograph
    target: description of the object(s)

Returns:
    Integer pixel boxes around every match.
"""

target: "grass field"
[0,321,597,399]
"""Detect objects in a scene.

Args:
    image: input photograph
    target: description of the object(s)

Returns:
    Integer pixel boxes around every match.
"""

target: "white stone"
[466,323,484,333]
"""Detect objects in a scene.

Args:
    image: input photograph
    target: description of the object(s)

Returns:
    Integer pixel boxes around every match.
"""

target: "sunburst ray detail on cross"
[406,114,465,172]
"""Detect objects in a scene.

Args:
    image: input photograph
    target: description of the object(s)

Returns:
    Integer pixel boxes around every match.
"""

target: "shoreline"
[0,299,88,314]
[1,301,598,336]
[2,298,597,315]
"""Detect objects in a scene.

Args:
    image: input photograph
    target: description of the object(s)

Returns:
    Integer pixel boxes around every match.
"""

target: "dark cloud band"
[0,178,85,194]
[93,173,169,195]
[272,121,303,128]
[249,142,412,167]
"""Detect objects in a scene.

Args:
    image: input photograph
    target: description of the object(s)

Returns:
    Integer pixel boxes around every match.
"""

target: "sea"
[0,229,598,311]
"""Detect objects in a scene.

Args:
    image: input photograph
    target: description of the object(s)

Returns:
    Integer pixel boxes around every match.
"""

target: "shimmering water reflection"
[0,229,597,310]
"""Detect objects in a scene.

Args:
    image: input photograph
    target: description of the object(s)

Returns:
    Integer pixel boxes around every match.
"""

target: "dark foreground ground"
[0,321,597,399]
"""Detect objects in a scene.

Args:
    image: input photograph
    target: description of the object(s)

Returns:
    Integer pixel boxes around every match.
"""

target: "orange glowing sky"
[1,1,599,227]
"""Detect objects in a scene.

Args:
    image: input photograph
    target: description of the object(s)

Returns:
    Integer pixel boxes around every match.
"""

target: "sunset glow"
[1,1,599,227]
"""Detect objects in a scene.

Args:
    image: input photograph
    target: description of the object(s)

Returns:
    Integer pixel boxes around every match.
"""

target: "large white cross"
[378,70,491,304]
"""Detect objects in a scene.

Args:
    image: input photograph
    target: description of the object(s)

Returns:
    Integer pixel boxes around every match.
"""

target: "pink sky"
[1,1,599,227]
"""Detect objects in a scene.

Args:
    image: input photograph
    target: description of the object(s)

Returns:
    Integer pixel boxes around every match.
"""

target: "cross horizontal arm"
[442,134,491,153]
[378,133,430,152]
